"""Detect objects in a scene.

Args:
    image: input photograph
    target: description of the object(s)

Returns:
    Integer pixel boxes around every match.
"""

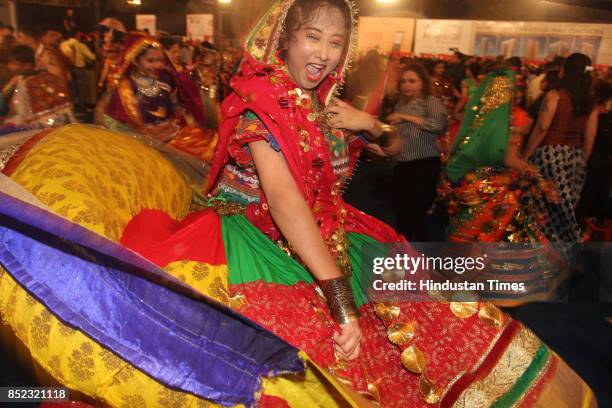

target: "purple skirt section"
[0,192,304,406]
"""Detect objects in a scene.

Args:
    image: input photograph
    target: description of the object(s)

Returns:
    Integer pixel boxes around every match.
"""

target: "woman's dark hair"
[429,60,446,75]
[506,56,522,70]
[542,69,560,93]
[281,0,351,48]
[467,62,482,78]
[399,63,431,97]
[593,79,611,105]
[16,26,39,40]
[7,45,35,65]
[135,44,161,62]
[159,36,178,51]
[555,53,593,116]
[111,30,125,44]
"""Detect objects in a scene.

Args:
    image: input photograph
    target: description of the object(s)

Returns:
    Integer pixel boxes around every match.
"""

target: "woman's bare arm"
[453,80,469,120]
[505,125,559,203]
[93,88,113,126]
[250,139,361,359]
[583,108,599,161]
[523,90,560,159]
[504,132,531,172]
[249,140,342,280]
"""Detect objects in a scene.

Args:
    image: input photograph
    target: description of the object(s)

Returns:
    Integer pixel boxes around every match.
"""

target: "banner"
[186,14,214,42]
[356,17,415,58]
[413,19,612,64]
[414,19,474,57]
[135,14,156,36]
[473,21,612,64]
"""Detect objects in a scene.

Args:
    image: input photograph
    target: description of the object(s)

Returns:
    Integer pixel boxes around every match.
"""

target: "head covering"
[98,17,126,33]
[205,0,399,244]
[446,69,515,182]
[107,32,207,129]
[243,0,357,106]
[207,0,359,192]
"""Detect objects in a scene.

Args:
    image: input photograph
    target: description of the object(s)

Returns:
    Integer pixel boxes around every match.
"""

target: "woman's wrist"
[365,115,382,137]
[318,276,360,324]
[364,118,398,148]
[409,115,423,127]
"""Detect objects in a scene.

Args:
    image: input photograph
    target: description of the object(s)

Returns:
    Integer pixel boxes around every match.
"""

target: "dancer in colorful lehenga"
[116,1,593,406]
[444,68,558,243]
[95,32,217,163]
[441,67,571,303]
[1,45,75,127]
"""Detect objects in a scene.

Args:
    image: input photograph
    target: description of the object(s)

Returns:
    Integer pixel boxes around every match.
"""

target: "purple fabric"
[0,192,304,406]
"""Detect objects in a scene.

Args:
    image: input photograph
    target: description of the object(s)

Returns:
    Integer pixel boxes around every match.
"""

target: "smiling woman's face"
[284,5,347,90]
[134,48,165,77]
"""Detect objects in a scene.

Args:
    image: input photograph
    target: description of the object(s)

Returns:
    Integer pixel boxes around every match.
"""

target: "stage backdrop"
[413,19,474,57]
[186,14,214,42]
[413,19,612,64]
[135,14,156,36]
[356,17,415,58]
[472,21,612,65]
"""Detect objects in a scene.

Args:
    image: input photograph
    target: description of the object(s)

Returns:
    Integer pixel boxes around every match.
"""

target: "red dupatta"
[206,0,401,245]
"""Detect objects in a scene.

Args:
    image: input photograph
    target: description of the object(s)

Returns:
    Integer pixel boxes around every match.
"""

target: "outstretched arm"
[250,140,362,360]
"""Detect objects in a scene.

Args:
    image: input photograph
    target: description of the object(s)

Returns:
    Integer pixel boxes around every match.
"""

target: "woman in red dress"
[121,1,595,406]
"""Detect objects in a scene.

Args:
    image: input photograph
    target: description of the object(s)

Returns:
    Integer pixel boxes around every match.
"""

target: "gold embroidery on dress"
[99,348,123,371]
[157,388,188,408]
[207,197,246,216]
[452,326,542,408]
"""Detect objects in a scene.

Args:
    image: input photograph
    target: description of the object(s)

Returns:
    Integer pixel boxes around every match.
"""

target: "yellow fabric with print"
[1,124,359,407]
[9,124,192,241]
[0,267,353,408]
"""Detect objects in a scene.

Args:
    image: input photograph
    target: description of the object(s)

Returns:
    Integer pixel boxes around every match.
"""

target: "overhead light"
[127,0,141,5]
[377,0,397,3]
[219,0,232,4]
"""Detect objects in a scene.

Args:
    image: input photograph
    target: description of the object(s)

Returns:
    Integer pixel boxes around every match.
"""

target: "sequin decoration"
[374,302,401,321]
[478,303,505,327]
[400,345,427,374]
[450,301,479,319]
[472,76,513,128]
[419,375,441,404]
[387,321,416,346]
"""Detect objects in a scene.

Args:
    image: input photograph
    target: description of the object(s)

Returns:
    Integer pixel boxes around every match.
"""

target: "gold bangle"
[318,276,360,324]
[376,123,398,148]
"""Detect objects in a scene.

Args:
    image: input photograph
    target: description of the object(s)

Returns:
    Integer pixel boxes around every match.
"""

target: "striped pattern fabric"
[394,95,447,162]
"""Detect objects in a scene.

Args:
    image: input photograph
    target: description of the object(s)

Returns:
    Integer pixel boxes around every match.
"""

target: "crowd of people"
[0,13,242,126]
[343,48,611,245]
[2,14,608,245]
[0,0,609,406]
